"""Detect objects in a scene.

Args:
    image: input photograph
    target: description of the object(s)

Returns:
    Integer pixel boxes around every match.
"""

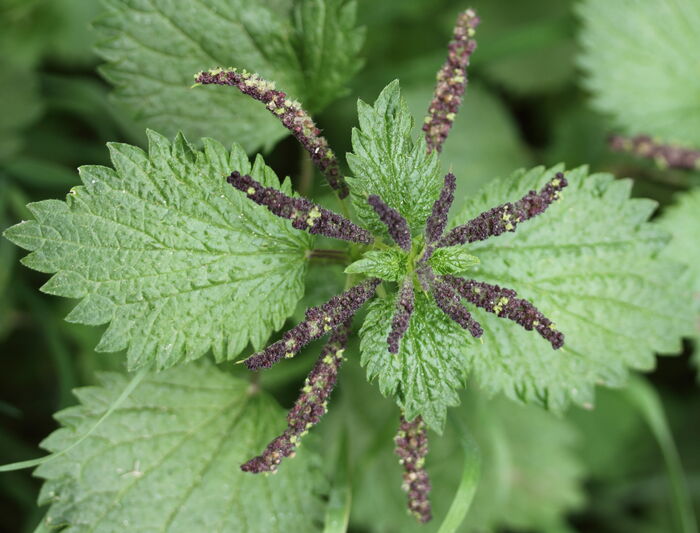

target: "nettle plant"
[2,3,693,531]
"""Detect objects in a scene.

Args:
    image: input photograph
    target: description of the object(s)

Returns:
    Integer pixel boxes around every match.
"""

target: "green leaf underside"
[34,361,325,532]
[451,165,691,411]
[429,246,479,275]
[94,0,363,152]
[346,80,442,236]
[4,130,311,370]
[344,249,406,281]
[658,188,700,376]
[360,291,472,431]
[578,0,700,145]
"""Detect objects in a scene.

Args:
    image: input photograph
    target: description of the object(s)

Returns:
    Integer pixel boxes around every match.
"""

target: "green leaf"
[293,0,365,112]
[344,249,407,281]
[4,130,311,370]
[347,80,442,236]
[658,188,700,377]
[429,246,479,275]
[34,361,326,532]
[360,290,472,431]
[94,0,363,152]
[578,0,700,145]
[451,165,692,411]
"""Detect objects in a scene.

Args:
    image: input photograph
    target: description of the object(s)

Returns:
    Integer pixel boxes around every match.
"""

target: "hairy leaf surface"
[578,0,700,144]
[360,290,472,431]
[347,80,442,236]
[94,0,363,152]
[34,362,325,532]
[452,165,691,410]
[4,131,311,370]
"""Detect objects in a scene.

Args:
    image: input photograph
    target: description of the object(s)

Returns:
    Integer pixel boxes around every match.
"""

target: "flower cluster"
[197,8,566,523]
[395,415,432,523]
[242,321,352,473]
[609,134,700,170]
[195,68,349,197]
[423,9,480,153]
[228,171,372,244]
[243,278,380,370]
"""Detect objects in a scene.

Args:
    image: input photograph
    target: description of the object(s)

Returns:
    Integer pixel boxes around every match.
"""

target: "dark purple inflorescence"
[243,278,380,370]
[395,415,432,523]
[228,171,372,244]
[367,194,412,251]
[387,278,416,354]
[609,134,700,170]
[438,173,567,248]
[195,68,349,197]
[423,9,480,153]
[241,321,351,473]
[431,278,484,338]
[444,276,564,349]
[425,173,457,245]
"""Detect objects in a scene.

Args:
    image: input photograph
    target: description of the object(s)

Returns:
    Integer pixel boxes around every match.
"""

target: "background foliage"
[1,0,698,532]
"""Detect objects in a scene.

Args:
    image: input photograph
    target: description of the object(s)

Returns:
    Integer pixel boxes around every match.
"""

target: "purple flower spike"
[609,134,700,170]
[243,278,380,370]
[439,173,567,248]
[388,279,415,354]
[431,279,483,338]
[423,9,480,153]
[445,276,564,349]
[195,68,349,197]
[395,415,432,523]
[241,320,351,474]
[367,194,412,251]
[228,171,372,244]
[425,173,457,244]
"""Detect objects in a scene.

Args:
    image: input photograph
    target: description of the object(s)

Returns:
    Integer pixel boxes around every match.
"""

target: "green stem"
[298,147,314,196]
[437,413,482,533]
[624,375,697,533]
[323,429,352,533]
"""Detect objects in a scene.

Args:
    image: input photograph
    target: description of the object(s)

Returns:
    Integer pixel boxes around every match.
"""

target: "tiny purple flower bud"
[228,171,372,244]
[195,68,349,197]
[423,10,480,153]
[241,321,351,474]
[367,194,412,251]
[395,415,432,523]
[438,173,567,248]
[609,134,700,170]
[444,276,564,349]
[431,278,483,338]
[387,278,415,354]
[243,279,380,370]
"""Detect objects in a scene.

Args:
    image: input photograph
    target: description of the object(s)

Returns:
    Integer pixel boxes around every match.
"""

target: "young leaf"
[94,0,363,152]
[360,290,472,431]
[451,165,692,411]
[4,130,311,370]
[578,0,700,145]
[344,249,407,281]
[34,362,326,532]
[429,246,479,275]
[347,80,442,236]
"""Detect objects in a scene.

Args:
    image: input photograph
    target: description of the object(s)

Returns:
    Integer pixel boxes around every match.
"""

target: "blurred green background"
[1,0,698,532]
